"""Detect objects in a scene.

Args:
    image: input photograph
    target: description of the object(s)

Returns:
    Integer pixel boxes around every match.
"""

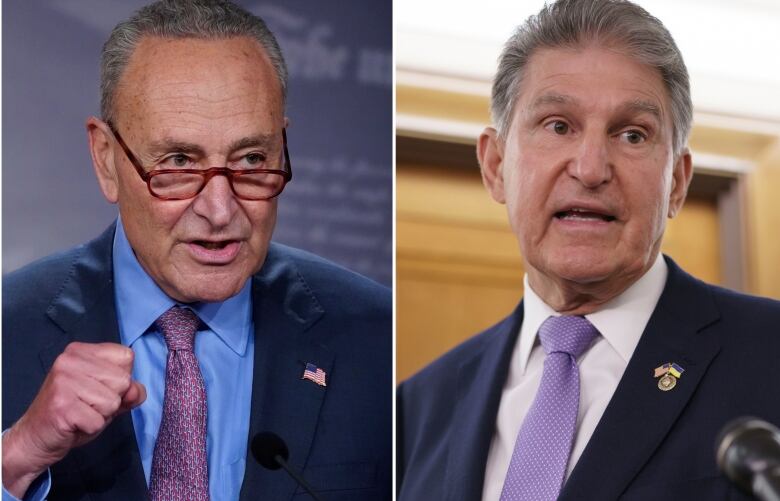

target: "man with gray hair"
[2,1,391,500]
[398,0,780,499]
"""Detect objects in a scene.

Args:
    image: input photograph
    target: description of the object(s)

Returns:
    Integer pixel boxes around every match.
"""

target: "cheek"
[242,204,277,272]
[136,199,186,235]
[246,202,278,239]
[624,168,673,242]
[504,154,549,224]
[118,184,187,248]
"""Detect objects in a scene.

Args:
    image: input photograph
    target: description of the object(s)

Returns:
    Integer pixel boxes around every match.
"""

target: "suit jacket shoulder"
[262,242,391,317]
[4,225,113,316]
[706,279,780,329]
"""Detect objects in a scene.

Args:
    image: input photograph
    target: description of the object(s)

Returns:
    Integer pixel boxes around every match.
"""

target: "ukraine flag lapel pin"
[654,362,685,391]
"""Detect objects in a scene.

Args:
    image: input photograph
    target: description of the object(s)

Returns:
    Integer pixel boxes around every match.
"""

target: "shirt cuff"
[2,469,51,501]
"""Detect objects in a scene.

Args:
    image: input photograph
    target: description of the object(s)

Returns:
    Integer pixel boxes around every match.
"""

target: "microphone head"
[251,432,290,470]
[716,416,780,492]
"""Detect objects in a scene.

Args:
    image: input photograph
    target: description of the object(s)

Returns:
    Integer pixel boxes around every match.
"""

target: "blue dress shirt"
[113,219,255,500]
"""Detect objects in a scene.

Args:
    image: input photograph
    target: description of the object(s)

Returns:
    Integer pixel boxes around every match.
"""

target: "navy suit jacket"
[3,225,391,501]
[398,257,780,500]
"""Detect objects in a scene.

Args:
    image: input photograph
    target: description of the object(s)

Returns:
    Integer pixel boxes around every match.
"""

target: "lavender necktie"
[500,315,599,501]
[149,306,209,501]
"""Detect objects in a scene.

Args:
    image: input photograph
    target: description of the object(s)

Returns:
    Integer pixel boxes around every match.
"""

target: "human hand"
[1,342,146,498]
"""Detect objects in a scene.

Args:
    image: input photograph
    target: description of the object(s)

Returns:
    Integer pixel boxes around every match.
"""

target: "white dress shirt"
[481,254,668,500]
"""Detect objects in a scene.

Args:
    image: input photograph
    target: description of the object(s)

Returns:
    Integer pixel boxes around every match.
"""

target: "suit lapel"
[42,224,149,501]
[444,304,524,501]
[560,259,722,500]
[240,245,329,501]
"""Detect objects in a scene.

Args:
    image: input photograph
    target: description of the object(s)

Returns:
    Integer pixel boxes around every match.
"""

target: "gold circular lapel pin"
[653,362,685,391]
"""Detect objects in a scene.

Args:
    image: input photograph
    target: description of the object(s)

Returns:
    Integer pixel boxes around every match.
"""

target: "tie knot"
[155,306,200,351]
[538,315,598,358]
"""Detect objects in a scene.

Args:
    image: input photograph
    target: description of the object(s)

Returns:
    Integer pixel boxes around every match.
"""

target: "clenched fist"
[2,342,146,498]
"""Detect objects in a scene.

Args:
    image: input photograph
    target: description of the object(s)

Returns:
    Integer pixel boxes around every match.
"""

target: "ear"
[86,117,120,204]
[667,148,693,218]
[477,127,506,204]
[283,116,290,128]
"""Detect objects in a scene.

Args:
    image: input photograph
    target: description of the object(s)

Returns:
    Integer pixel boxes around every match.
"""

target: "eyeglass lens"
[149,170,287,200]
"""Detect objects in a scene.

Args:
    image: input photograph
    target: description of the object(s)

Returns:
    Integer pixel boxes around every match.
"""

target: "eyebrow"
[146,133,277,157]
[147,140,204,157]
[617,99,663,122]
[530,93,663,122]
[530,93,577,110]
[229,134,276,151]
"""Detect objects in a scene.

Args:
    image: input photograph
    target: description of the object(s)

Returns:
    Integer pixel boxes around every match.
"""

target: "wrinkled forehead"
[514,43,672,126]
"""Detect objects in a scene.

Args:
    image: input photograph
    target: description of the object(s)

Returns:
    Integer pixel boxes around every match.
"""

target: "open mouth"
[187,239,242,264]
[554,208,616,222]
[193,240,234,250]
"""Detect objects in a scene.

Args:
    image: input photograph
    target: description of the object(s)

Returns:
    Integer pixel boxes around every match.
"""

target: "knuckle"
[50,358,63,375]
[108,395,122,414]
[111,345,134,366]
[49,393,70,415]
[81,416,105,436]
[64,342,84,355]
[118,372,132,391]
[46,369,69,394]
[53,408,74,434]
[56,342,87,370]
[50,354,69,374]
[121,347,135,365]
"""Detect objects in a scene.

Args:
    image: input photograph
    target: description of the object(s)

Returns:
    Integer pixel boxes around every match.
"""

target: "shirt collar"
[517,253,667,373]
[112,218,252,355]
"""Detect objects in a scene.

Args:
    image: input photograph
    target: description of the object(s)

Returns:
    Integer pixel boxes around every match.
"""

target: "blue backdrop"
[2,0,392,286]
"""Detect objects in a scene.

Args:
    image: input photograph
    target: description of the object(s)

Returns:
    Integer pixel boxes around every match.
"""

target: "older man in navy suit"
[2,1,390,500]
[398,1,780,500]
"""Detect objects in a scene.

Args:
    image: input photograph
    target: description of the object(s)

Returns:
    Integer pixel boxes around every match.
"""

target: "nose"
[190,174,238,228]
[567,131,613,188]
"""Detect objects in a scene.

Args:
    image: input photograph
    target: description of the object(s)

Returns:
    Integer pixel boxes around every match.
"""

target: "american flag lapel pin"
[302,362,327,387]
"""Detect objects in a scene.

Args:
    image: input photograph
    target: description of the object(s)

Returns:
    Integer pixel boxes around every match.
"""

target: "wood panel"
[748,139,780,297]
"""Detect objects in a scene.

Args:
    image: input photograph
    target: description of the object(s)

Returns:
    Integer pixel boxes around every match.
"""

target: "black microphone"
[716,417,780,501]
[251,432,324,501]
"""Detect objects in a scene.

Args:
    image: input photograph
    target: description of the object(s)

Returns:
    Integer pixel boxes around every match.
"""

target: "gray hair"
[100,0,288,122]
[492,0,692,154]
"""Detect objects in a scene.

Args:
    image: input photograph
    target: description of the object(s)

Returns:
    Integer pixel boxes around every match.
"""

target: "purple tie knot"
[539,315,599,358]
[155,306,200,351]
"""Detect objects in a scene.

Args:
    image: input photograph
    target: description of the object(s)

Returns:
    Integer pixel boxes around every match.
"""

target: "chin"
[540,248,617,285]
[187,287,243,303]
[167,272,250,303]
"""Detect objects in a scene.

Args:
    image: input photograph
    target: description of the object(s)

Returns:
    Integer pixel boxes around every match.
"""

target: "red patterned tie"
[149,306,209,501]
